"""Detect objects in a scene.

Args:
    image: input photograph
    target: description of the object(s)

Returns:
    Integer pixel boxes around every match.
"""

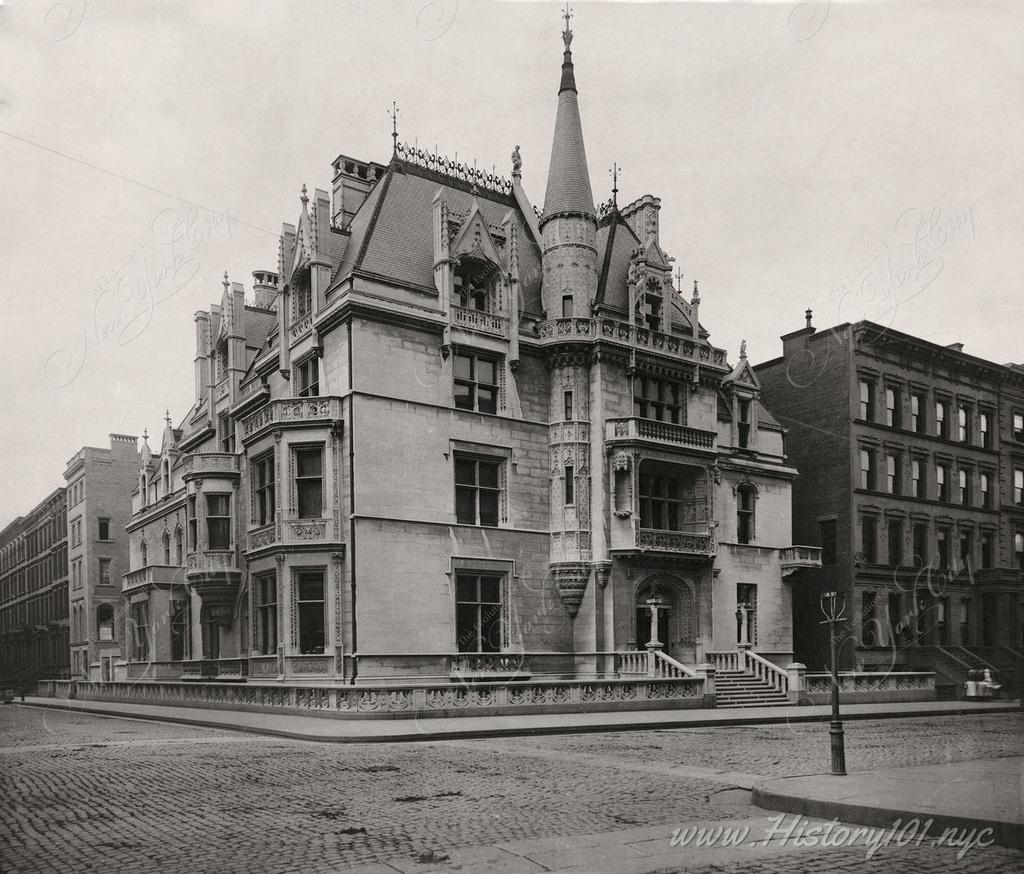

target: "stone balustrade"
[606,417,716,451]
[241,397,342,444]
[636,527,715,556]
[181,452,240,478]
[246,518,338,553]
[450,305,509,338]
[537,317,729,369]
[780,545,823,573]
[122,564,187,592]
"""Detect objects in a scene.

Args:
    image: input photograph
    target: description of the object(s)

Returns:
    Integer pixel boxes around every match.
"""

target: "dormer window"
[216,338,228,381]
[453,257,497,313]
[644,297,661,332]
[737,400,752,448]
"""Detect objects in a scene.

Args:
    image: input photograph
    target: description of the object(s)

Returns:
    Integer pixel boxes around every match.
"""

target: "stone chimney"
[331,155,387,229]
[252,270,279,310]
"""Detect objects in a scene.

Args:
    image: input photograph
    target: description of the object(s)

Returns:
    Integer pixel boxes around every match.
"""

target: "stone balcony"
[241,396,343,445]
[605,417,717,454]
[450,305,509,339]
[122,564,187,593]
[181,452,240,480]
[611,522,715,558]
[537,317,729,370]
[245,518,340,554]
[780,545,824,576]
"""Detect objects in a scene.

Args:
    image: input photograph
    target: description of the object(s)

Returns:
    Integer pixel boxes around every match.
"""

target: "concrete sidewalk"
[15,695,1020,743]
[754,756,1024,851]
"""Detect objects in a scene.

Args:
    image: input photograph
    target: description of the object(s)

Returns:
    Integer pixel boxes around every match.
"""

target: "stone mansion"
[119,17,820,689]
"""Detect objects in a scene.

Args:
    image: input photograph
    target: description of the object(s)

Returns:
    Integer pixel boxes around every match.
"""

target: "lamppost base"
[830,721,846,776]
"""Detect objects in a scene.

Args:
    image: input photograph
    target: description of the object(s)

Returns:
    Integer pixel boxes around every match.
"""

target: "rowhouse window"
[1014,412,1024,442]
[1016,532,1024,570]
[936,464,948,502]
[981,530,994,569]
[295,570,326,655]
[979,411,991,448]
[455,573,502,653]
[98,518,110,541]
[294,448,324,519]
[959,469,970,506]
[885,387,900,427]
[859,380,874,421]
[99,558,111,586]
[296,358,319,398]
[912,459,924,498]
[454,456,501,527]
[861,591,877,646]
[170,599,189,661]
[959,530,973,572]
[911,393,925,434]
[888,519,903,567]
[131,601,150,662]
[885,453,900,494]
[913,523,928,568]
[206,494,231,550]
[935,401,947,438]
[97,604,115,642]
[736,484,756,544]
[957,404,970,443]
[454,352,498,414]
[937,528,950,570]
[860,448,876,490]
[980,473,990,508]
[961,598,971,645]
[860,516,877,564]
[252,454,276,526]
[1016,469,1024,506]
[633,374,685,425]
[255,574,278,656]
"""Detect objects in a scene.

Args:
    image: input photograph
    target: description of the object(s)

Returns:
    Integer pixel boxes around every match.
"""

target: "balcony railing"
[181,452,240,478]
[122,564,187,593]
[780,545,823,574]
[636,527,715,556]
[537,317,729,368]
[241,396,342,444]
[450,305,509,338]
[181,658,249,681]
[606,417,716,451]
[246,518,337,553]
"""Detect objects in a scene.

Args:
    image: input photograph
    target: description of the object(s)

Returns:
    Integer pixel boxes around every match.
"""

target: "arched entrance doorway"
[633,575,697,663]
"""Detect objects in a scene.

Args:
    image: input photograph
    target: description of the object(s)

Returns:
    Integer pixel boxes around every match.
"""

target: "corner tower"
[540,9,598,620]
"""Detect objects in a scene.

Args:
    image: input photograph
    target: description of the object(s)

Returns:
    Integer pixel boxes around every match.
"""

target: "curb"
[751,785,1024,851]
[17,699,1023,744]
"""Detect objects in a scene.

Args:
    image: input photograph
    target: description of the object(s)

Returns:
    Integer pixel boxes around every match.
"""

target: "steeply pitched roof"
[595,212,639,314]
[541,32,594,222]
[331,164,544,317]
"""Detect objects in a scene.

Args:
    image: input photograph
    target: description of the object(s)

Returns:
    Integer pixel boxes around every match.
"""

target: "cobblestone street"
[1,705,1022,873]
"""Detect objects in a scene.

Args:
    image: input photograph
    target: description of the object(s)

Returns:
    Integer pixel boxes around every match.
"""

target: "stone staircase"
[714,669,791,708]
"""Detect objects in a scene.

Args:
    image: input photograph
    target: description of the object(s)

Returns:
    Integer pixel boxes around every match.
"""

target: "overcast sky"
[2,0,1022,528]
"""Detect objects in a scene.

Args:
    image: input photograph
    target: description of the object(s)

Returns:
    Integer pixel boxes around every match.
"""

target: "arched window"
[174,526,183,565]
[453,256,497,313]
[163,530,171,565]
[737,484,756,544]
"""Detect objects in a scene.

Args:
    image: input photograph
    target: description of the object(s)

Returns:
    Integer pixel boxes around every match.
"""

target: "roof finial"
[675,266,683,290]
[805,308,813,328]
[388,100,399,155]
[142,427,149,442]
[562,2,573,46]
[164,409,172,427]
[609,162,620,206]
[222,271,229,289]
[511,144,522,178]
[300,183,309,205]
[740,339,747,360]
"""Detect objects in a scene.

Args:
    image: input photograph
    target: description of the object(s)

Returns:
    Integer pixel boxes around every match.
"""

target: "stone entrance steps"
[714,669,791,708]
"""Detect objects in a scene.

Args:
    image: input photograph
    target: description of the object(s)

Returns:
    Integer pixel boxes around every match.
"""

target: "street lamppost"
[820,590,847,776]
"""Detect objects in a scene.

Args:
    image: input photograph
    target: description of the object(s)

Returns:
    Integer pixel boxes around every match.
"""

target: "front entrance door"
[635,606,671,655]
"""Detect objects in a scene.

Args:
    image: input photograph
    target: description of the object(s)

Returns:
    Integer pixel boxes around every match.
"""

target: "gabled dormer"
[721,340,761,450]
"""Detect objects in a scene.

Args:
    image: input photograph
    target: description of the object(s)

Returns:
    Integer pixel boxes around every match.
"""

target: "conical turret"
[541,11,595,226]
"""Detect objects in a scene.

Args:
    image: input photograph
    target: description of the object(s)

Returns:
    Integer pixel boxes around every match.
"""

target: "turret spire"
[541,5,595,226]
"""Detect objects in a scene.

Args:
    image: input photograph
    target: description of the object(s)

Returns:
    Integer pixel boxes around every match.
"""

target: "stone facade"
[756,316,1024,673]
[63,434,139,681]
[120,20,816,685]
